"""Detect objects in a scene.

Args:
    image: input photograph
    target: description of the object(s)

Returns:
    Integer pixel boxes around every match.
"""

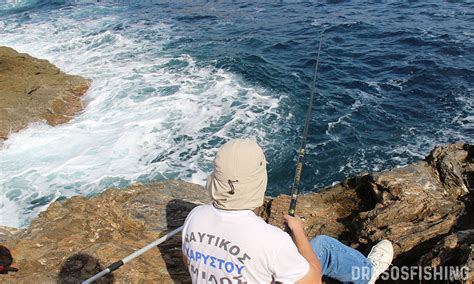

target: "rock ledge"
[0,143,472,283]
[0,46,91,141]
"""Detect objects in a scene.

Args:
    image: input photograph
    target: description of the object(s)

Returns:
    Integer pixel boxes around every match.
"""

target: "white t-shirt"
[182,204,310,283]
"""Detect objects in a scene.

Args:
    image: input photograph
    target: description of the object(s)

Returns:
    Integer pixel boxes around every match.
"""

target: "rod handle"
[107,260,124,273]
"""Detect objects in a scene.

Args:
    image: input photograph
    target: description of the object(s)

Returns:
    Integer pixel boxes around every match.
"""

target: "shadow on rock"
[57,253,114,284]
[158,199,200,284]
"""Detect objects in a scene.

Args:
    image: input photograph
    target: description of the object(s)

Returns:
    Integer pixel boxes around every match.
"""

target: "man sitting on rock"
[182,139,393,283]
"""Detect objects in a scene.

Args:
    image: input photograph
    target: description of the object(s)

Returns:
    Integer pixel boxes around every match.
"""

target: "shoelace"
[369,249,392,268]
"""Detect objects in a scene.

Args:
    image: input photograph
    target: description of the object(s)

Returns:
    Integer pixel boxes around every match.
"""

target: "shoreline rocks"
[260,142,473,283]
[1,142,472,283]
[0,46,91,141]
[1,181,209,283]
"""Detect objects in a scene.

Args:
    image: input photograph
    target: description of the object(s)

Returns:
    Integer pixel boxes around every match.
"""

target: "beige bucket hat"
[206,139,268,210]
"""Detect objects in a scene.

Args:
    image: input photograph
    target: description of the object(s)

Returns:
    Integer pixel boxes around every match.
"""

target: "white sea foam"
[453,89,473,131]
[367,81,382,93]
[0,8,281,227]
[386,78,408,91]
[325,97,362,141]
[0,0,34,10]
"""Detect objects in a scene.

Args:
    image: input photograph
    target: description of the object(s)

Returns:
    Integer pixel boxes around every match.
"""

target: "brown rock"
[0,143,472,283]
[418,230,474,283]
[262,142,473,281]
[1,181,208,283]
[426,142,472,199]
[356,161,463,256]
[0,46,91,141]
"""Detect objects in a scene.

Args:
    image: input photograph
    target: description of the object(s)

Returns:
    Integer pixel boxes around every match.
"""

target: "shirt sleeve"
[272,233,310,283]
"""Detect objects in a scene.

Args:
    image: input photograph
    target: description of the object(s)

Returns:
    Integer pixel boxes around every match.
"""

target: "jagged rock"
[0,46,91,141]
[262,142,473,281]
[1,181,208,283]
[418,229,474,283]
[356,161,463,257]
[0,226,22,243]
[258,182,371,244]
[263,159,467,257]
[417,187,474,284]
[0,143,472,283]
[426,142,472,198]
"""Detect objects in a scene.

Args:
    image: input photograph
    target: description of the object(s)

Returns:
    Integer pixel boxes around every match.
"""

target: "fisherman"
[182,138,393,283]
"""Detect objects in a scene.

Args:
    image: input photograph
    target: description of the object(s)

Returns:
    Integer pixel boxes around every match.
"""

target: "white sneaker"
[367,240,394,284]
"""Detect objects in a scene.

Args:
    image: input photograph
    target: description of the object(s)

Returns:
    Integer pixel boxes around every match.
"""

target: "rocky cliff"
[261,142,473,283]
[0,46,91,141]
[0,142,472,283]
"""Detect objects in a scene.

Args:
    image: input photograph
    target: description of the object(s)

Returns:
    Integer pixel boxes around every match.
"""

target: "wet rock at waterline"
[0,46,91,141]
[1,143,472,283]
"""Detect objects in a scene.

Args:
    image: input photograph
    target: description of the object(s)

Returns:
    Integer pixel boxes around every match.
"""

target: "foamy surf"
[0,7,281,227]
[1,1,472,228]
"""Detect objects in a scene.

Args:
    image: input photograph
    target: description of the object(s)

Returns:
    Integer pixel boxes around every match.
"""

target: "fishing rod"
[84,32,323,283]
[288,32,324,218]
[82,225,183,284]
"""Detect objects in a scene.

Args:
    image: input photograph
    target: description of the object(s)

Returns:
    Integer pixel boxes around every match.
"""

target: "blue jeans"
[310,235,373,284]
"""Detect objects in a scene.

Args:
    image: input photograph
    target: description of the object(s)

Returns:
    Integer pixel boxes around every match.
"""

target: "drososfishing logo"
[352,265,471,281]
[183,231,251,283]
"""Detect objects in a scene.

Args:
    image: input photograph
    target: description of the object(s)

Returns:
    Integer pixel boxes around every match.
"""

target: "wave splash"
[0,7,281,227]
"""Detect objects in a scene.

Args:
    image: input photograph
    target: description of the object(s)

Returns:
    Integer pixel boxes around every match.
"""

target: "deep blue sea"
[0,0,473,227]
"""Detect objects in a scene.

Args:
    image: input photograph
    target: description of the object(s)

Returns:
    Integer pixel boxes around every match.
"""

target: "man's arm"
[284,215,322,284]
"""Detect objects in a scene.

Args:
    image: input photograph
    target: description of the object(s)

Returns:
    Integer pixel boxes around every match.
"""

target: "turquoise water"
[0,0,473,227]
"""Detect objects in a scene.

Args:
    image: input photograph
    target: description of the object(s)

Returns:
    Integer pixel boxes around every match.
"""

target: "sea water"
[0,0,472,227]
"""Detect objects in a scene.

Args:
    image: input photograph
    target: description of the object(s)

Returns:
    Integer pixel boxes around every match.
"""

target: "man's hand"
[283,214,305,234]
[283,214,322,284]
